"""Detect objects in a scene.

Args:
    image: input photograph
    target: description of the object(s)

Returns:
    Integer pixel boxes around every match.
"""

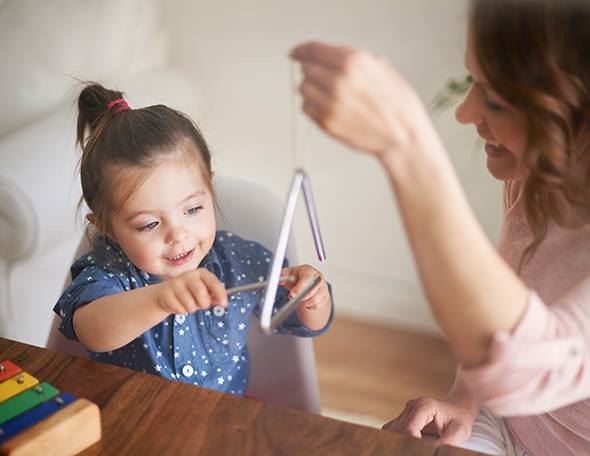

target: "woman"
[291,0,590,455]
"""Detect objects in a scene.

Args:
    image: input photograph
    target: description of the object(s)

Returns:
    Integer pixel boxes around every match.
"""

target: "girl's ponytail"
[76,83,126,150]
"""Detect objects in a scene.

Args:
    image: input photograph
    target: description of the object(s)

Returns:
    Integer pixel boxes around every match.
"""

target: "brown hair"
[76,83,214,235]
[470,0,590,267]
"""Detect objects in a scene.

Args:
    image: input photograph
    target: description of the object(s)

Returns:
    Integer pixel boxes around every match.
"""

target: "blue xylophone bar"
[0,393,77,443]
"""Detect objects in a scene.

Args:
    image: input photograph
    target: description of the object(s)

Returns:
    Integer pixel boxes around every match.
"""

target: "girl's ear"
[86,214,117,242]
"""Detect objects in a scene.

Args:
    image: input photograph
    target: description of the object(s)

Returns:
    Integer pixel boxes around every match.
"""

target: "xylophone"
[0,360,101,455]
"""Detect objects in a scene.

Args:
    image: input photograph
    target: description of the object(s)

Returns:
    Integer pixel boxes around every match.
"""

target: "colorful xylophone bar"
[0,360,101,455]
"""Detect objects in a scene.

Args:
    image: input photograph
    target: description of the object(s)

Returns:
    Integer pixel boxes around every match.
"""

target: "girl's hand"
[155,268,228,315]
[281,265,331,331]
[290,41,432,162]
[382,396,478,446]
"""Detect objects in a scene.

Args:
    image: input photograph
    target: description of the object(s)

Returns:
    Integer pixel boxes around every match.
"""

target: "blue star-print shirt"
[54,230,332,396]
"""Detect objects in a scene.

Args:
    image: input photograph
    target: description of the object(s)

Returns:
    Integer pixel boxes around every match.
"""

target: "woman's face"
[455,31,528,181]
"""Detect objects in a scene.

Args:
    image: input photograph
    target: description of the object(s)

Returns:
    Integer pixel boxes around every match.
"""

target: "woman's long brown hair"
[470,0,590,268]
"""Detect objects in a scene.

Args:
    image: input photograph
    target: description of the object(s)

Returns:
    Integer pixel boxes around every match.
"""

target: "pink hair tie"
[107,98,131,113]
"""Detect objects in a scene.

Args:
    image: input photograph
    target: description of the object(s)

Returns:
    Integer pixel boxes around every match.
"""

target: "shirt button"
[213,306,225,317]
[182,365,194,377]
[175,314,186,324]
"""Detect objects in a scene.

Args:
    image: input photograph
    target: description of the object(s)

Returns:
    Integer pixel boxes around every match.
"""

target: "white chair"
[46,175,322,413]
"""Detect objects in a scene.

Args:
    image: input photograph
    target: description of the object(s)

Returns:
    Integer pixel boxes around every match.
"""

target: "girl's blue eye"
[186,206,203,215]
[138,221,159,232]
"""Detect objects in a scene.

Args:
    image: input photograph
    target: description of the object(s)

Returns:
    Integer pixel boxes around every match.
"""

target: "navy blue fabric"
[54,230,332,395]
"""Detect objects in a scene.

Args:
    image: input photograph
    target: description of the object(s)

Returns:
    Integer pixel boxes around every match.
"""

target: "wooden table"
[0,337,483,455]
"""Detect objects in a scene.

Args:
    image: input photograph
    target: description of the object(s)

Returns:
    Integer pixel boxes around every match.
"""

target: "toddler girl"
[54,83,332,396]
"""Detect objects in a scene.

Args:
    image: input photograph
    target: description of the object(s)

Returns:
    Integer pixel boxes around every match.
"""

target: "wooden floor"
[315,315,456,424]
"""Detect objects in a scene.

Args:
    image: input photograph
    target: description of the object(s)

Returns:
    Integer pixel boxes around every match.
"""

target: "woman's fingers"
[300,61,335,88]
[382,405,413,433]
[401,404,436,439]
[291,40,429,160]
[290,41,353,68]
[437,420,470,446]
[382,399,438,439]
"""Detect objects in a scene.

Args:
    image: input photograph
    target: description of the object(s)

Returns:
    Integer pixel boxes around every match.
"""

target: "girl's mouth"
[166,249,194,266]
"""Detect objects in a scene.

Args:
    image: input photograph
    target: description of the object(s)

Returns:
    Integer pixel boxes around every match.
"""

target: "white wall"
[161,1,504,332]
[0,1,504,345]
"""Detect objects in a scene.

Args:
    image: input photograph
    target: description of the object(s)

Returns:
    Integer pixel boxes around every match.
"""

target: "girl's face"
[109,155,216,281]
[455,31,528,181]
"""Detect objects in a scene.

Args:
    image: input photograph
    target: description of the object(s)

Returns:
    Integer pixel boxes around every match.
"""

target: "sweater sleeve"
[458,281,590,416]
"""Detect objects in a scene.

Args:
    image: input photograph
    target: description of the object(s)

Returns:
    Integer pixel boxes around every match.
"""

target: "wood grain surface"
[0,337,481,456]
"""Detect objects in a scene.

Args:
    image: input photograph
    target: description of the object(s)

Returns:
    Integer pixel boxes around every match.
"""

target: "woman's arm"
[291,42,528,366]
[380,133,528,366]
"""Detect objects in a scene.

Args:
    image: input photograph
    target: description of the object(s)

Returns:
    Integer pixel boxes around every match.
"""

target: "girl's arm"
[291,42,528,366]
[281,265,332,332]
[73,284,168,352]
[73,268,228,352]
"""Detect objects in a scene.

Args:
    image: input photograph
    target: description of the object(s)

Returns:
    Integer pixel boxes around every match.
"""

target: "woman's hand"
[280,265,331,331]
[382,396,478,446]
[290,41,431,162]
[155,268,228,315]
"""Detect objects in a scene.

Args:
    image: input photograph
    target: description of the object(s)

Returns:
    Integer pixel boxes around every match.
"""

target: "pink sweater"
[458,181,590,455]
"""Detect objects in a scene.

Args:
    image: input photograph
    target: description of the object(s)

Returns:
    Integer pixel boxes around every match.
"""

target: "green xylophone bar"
[0,383,59,425]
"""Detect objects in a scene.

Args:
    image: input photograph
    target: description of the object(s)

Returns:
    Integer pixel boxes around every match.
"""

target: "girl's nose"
[165,225,189,244]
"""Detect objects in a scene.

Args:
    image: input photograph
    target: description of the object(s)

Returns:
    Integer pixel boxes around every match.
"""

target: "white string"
[290,61,312,170]
[290,61,298,171]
